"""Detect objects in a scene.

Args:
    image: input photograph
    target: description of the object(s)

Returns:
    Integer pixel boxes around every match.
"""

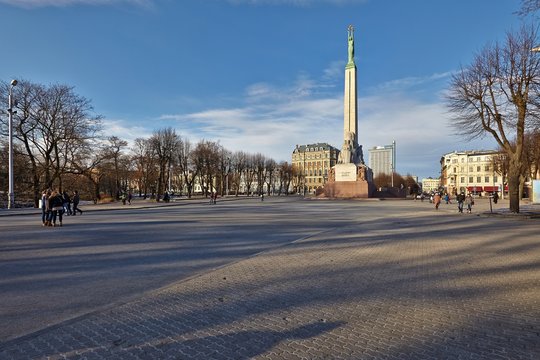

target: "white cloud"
[373,71,454,93]
[101,119,151,146]
[0,0,152,8]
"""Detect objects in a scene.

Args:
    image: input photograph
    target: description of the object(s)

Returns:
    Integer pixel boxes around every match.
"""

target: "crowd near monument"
[323,25,375,198]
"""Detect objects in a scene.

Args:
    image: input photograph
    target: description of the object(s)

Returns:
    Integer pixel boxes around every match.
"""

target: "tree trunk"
[33,174,41,208]
[507,161,521,213]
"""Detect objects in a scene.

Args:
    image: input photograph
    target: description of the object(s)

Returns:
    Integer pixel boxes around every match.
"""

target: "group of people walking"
[41,189,82,227]
[430,191,482,214]
[455,192,474,213]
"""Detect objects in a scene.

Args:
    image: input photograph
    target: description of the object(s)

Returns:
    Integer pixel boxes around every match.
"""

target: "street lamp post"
[7,79,17,209]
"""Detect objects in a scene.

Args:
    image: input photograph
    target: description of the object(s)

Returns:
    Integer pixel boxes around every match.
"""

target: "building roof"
[293,143,339,153]
[442,149,501,157]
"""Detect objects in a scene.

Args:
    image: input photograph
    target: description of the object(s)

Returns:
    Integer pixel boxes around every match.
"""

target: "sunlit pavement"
[1,197,539,359]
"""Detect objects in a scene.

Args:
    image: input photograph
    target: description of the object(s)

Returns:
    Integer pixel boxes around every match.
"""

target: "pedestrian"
[121,192,127,205]
[465,193,474,214]
[493,192,499,204]
[213,192,217,204]
[261,193,264,202]
[41,189,50,226]
[47,190,64,227]
[433,192,441,210]
[456,192,465,213]
[444,193,450,204]
[72,190,83,215]
[62,190,72,216]
[128,191,132,205]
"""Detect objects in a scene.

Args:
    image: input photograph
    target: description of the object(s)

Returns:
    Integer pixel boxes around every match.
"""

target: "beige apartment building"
[292,143,340,194]
[421,177,440,193]
[440,150,503,196]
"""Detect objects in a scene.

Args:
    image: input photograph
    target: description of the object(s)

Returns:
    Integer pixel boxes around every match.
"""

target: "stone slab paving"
[1,200,539,359]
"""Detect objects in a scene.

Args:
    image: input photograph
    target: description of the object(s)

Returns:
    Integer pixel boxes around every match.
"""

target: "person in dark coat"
[72,190,83,215]
[47,190,64,227]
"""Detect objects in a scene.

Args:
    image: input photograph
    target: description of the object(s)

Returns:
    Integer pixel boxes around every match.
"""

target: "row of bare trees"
[0,80,295,207]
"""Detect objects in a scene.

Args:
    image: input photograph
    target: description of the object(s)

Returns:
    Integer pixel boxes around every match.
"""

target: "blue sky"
[0,0,525,179]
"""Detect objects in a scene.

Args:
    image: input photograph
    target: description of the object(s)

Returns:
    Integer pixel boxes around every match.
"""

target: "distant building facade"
[292,143,340,194]
[368,142,395,177]
[440,150,503,196]
[421,177,440,193]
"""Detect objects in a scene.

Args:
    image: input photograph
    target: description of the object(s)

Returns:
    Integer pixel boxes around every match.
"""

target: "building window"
[469,177,473,183]
[469,166,473,172]
[476,166,481,172]
[461,177,465,183]
[477,176,481,183]
[452,159,457,164]
[494,175,498,183]
[461,158,465,163]
[484,165,490,171]
[485,176,490,183]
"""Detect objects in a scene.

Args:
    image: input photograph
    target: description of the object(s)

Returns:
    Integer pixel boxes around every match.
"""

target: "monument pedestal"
[323,163,375,198]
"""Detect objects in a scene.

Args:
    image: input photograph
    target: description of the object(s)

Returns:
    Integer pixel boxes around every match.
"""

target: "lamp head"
[10,79,18,87]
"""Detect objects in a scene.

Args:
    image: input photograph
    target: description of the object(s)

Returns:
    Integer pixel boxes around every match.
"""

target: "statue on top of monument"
[347,24,355,65]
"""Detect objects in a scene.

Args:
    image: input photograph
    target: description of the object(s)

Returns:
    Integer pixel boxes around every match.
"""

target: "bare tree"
[217,147,232,196]
[446,25,540,213]
[230,151,247,196]
[149,127,179,201]
[517,0,540,16]
[243,154,257,196]
[291,163,305,195]
[264,158,277,196]
[131,137,157,198]
[191,140,220,197]
[102,136,129,199]
[175,137,197,198]
[277,161,293,195]
[0,80,102,207]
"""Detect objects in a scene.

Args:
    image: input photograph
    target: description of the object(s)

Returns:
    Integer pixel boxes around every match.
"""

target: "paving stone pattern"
[1,206,539,359]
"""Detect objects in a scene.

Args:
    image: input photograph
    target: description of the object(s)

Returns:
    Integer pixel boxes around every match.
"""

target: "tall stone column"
[344,34,358,148]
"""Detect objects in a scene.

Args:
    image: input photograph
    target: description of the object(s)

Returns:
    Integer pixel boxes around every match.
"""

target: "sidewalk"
[409,196,540,219]
[0,195,255,217]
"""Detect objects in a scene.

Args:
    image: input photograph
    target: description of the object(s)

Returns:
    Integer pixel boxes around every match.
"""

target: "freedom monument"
[323,25,375,198]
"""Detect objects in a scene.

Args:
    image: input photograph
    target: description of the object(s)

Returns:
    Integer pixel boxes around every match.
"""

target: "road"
[1,196,539,359]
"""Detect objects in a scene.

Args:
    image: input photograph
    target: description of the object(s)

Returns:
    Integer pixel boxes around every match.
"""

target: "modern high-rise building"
[368,141,396,177]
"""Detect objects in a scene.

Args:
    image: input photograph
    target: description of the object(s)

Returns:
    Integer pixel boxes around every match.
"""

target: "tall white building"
[368,141,396,177]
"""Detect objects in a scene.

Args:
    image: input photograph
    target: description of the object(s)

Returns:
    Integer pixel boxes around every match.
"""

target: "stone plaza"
[0,197,539,359]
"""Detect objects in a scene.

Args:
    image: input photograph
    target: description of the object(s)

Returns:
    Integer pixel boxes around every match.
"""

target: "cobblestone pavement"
[1,199,539,359]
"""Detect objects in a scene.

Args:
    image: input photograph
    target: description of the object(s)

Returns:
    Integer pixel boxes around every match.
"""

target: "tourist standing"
[456,192,465,213]
[41,189,50,226]
[62,190,72,216]
[433,192,441,210]
[465,194,474,214]
[47,190,64,227]
[72,190,83,215]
